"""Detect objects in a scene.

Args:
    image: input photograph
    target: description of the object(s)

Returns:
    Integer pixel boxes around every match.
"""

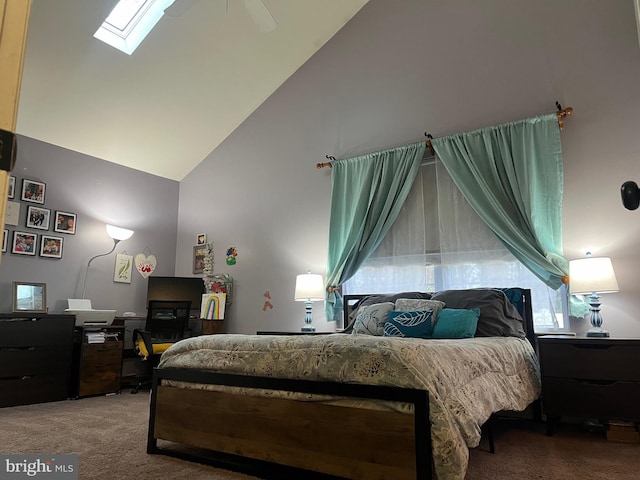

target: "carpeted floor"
[1,390,639,479]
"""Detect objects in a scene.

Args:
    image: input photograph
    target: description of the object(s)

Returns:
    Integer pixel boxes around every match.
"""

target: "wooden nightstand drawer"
[538,336,640,434]
[542,378,640,420]
[539,339,640,382]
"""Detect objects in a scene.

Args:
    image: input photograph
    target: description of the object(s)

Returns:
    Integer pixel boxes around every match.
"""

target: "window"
[94,0,175,55]
[344,159,568,332]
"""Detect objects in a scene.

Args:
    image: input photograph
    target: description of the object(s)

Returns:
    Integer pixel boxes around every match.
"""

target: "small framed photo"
[12,282,47,313]
[54,211,77,234]
[197,233,207,245]
[26,206,51,230]
[12,231,37,255]
[2,229,7,253]
[193,245,207,274]
[40,235,63,259]
[21,179,46,204]
[8,176,15,199]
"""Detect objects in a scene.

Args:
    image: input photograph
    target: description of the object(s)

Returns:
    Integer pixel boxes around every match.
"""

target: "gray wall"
[178,0,640,336]
[0,136,180,316]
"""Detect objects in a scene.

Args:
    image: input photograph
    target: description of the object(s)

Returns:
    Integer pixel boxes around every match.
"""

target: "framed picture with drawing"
[193,245,207,274]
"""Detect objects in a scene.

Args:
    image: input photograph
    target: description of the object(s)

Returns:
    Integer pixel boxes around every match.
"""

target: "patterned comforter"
[158,333,541,480]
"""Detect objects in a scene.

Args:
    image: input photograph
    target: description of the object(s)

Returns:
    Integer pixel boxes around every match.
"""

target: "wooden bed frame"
[146,288,536,480]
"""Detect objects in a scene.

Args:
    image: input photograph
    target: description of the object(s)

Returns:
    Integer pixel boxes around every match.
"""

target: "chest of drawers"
[0,314,75,407]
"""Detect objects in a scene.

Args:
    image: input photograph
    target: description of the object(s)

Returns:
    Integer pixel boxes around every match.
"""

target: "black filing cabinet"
[0,314,75,407]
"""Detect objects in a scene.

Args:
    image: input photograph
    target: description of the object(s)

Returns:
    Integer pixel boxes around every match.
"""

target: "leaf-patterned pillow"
[383,310,434,338]
[351,302,395,336]
[395,298,446,321]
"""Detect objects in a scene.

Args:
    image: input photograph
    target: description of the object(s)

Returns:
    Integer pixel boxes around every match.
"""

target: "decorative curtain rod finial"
[555,101,573,130]
[424,132,435,156]
[317,155,336,169]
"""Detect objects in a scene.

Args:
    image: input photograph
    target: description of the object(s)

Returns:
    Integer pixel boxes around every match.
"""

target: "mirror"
[12,282,47,313]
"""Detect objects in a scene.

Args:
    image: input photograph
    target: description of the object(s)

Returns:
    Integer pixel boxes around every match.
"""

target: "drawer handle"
[0,317,41,322]
[0,346,36,352]
[0,375,33,381]
[572,344,612,350]
[576,379,616,386]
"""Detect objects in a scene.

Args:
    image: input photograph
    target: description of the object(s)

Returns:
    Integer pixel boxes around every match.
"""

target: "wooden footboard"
[148,368,431,480]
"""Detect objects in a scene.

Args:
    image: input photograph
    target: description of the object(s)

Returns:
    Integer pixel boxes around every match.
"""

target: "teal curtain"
[430,113,568,289]
[325,141,426,322]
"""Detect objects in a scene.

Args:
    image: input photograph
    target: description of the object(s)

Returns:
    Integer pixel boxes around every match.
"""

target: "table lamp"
[569,254,619,337]
[294,271,324,332]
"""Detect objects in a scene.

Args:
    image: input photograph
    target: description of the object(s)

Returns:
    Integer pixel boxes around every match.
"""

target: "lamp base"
[301,325,316,332]
[586,327,610,338]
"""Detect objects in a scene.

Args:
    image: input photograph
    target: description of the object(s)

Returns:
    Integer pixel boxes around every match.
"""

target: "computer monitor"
[146,276,205,315]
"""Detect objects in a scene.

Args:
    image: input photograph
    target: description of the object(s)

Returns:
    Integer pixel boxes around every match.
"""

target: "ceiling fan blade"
[243,0,277,33]
[164,0,201,18]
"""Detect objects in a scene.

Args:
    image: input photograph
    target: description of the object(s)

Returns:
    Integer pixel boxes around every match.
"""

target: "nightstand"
[538,335,640,435]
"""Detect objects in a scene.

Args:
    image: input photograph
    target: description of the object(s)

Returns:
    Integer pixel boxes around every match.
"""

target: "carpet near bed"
[1,392,639,480]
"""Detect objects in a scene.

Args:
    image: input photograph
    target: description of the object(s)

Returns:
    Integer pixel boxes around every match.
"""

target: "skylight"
[94,0,175,55]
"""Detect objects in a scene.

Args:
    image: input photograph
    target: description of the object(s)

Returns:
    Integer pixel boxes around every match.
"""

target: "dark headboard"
[343,288,536,350]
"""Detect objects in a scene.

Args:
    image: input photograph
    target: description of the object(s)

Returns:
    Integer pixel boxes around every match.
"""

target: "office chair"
[131,300,191,394]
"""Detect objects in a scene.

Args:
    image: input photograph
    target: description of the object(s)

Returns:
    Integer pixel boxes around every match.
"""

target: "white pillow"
[395,298,446,324]
[351,302,395,336]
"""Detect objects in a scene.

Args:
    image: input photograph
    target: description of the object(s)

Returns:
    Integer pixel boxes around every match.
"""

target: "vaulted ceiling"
[16,0,369,180]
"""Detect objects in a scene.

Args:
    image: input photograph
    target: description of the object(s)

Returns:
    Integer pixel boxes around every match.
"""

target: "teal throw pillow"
[383,310,434,338]
[432,308,480,339]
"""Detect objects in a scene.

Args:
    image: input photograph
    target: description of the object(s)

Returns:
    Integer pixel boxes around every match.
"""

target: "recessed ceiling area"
[16,0,369,181]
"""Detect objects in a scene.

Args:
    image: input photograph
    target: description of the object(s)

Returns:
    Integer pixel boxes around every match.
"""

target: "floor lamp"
[82,224,134,299]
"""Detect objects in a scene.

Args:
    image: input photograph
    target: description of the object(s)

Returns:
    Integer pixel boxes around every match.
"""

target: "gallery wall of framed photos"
[3,176,77,260]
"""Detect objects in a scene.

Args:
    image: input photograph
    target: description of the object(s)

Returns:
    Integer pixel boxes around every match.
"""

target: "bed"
[146,287,541,480]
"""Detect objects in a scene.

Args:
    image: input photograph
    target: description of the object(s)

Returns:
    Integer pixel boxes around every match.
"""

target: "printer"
[65,299,116,327]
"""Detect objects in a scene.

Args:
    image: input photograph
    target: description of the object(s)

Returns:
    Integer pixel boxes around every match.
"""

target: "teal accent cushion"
[383,310,434,338]
[432,308,481,339]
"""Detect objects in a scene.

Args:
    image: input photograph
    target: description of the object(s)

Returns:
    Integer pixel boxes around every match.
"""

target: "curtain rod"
[316,104,574,169]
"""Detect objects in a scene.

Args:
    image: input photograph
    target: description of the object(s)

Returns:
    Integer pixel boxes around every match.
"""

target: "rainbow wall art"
[200,293,226,319]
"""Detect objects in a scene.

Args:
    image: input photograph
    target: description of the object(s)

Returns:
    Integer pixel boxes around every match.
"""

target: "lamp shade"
[106,224,134,241]
[294,273,324,301]
[569,257,619,295]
